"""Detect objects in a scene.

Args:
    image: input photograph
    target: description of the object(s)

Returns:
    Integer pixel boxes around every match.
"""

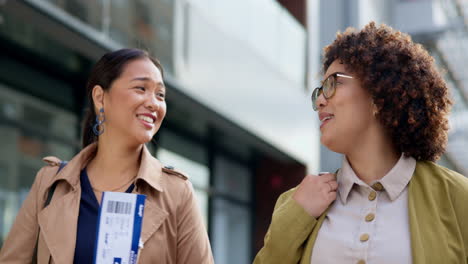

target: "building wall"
[172,0,319,170]
[0,1,312,263]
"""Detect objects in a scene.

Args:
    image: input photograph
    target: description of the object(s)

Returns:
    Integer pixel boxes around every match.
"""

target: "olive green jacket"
[254,161,468,264]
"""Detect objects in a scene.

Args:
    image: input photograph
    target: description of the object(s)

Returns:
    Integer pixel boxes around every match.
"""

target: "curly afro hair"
[322,22,452,161]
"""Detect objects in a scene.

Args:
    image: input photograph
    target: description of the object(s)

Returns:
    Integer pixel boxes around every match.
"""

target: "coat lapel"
[36,143,94,263]
[300,208,329,264]
[408,162,450,264]
[136,145,168,245]
[38,188,81,263]
[139,194,169,245]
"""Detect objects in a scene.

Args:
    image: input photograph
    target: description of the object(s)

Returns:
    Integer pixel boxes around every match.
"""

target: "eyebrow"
[131,77,165,88]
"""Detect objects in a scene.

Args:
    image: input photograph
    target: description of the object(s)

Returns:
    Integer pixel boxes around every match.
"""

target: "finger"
[328,181,338,191]
[319,173,336,182]
[327,191,337,201]
[321,181,335,193]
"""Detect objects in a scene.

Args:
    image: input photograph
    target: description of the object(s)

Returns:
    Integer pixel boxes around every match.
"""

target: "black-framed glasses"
[311,73,354,111]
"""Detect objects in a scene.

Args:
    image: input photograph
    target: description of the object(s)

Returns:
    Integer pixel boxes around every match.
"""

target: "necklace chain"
[92,176,136,192]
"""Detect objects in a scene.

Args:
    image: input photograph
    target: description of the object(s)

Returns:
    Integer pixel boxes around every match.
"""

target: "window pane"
[0,86,77,245]
[212,198,251,264]
[214,155,251,202]
[156,147,209,228]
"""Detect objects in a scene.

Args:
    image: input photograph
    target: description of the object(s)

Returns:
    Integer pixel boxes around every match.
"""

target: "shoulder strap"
[58,161,68,172]
[44,161,68,207]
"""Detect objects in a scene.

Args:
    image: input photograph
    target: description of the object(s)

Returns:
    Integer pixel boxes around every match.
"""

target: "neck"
[345,126,400,185]
[87,133,143,190]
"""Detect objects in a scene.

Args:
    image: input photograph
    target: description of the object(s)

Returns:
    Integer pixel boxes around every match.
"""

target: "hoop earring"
[93,107,106,136]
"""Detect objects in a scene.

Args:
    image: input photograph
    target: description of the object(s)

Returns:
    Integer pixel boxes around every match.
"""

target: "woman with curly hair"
[254,22,468,264]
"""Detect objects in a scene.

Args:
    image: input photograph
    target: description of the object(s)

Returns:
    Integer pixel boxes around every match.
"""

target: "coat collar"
[135,144,164,192]
[48,143,165,192]
[39,143,169,262]
[46,143,96,190]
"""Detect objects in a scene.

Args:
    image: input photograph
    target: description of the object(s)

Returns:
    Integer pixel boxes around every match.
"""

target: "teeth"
[138,115,154,123]
[321,116,333,122]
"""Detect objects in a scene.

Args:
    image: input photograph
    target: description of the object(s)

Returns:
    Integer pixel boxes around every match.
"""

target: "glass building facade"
[0,1,310,263]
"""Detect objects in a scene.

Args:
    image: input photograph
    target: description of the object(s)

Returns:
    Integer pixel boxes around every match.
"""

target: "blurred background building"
[0,0,467,263]
[0,0,312,263]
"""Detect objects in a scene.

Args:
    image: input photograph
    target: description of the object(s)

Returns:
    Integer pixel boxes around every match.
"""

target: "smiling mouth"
[137,115,155,124]
[320,116,334,127]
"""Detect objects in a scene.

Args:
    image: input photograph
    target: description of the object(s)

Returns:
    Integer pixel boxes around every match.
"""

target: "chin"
[129,125,160,146]
[320,134,345,154]
[320,133,332,148]
[141,134,155,144]
[130,131,155,145]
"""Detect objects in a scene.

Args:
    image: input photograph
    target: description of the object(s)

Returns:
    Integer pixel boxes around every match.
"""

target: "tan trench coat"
[0,143,214,264]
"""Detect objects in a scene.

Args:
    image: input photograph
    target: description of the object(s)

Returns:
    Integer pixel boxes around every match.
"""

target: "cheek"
[336,88,373,123]
[337,105,372,132]
[114,101,135,124]
[325,97,373,143]
[158,102,167,121]
[106,91,137,119]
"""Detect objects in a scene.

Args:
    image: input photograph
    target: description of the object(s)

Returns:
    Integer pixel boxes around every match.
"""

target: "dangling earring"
[93,107,106,136]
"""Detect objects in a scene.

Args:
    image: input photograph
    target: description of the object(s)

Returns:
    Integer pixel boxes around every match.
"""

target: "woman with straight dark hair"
[0,48,214,264]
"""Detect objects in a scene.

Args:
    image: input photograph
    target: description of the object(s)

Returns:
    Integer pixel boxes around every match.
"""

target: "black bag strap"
[43,161,67,207]
[32,161,68,264]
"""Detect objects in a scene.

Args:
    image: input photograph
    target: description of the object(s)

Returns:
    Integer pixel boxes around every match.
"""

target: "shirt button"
[357,260,366,264]
[365,213,375,222]
[360,233,370,242]
[368,191,377,201]
[372,182,384,191]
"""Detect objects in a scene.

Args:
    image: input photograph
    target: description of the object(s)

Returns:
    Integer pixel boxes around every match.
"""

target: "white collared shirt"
[311,154,416,264]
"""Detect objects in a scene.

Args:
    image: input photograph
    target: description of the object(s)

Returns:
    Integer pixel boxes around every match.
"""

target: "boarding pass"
[94,192,146,264]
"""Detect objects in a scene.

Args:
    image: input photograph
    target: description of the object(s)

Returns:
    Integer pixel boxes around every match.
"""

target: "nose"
[316,91,327,110]
[145,93,159,111]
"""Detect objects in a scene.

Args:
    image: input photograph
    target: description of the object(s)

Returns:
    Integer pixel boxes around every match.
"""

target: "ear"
[372,102,379,116]
[92,85,105,112]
